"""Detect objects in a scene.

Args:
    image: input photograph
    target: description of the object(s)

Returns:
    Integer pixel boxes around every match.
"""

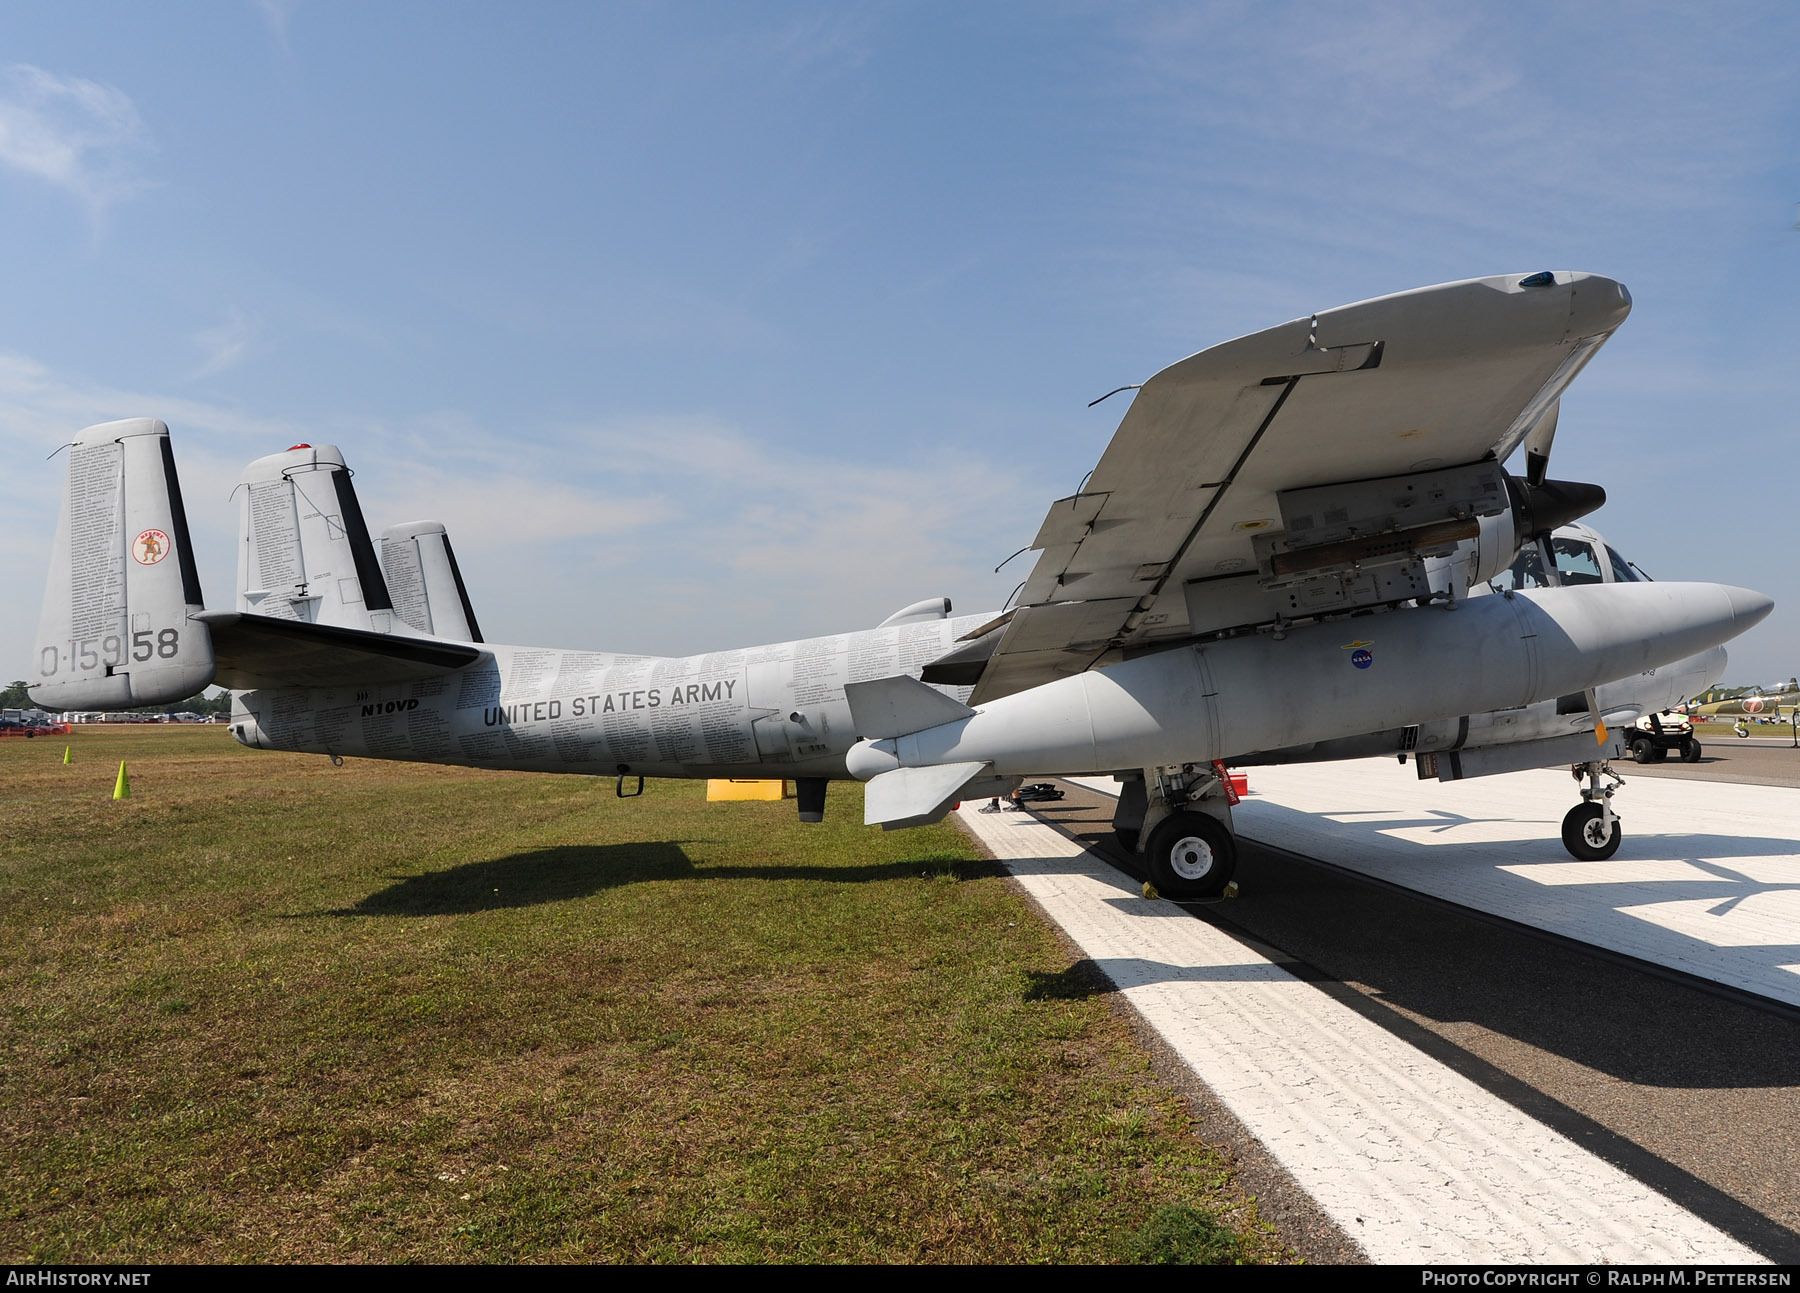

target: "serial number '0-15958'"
[38,628,181,676]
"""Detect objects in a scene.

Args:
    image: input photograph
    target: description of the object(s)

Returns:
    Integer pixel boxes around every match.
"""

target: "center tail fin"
[31,419,216,709]
[235,444,402,633]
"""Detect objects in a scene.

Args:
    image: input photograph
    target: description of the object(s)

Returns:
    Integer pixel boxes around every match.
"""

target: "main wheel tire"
[1561,802,1622,861]
[1681,739,1702,763]
[1144,811,1236,900]
[1630,737,1654,764]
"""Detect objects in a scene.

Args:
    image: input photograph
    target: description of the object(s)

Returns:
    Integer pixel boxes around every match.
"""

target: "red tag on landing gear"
[1212,759,1240,806]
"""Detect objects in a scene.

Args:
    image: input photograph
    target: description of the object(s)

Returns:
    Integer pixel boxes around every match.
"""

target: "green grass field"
[0,727,1283,1264]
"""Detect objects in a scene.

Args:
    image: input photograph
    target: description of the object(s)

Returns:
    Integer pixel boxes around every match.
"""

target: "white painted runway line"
[959,802,1766,1264]
[1196,759,1800,1007]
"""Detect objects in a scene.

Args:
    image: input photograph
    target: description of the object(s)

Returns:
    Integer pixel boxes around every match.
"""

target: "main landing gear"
[1113,764,1239,900]
[1561,760,1624,860]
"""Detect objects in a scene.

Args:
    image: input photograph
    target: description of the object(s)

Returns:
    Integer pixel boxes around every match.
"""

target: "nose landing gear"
[1562,760,1623,860]
[1116,763,1240,899]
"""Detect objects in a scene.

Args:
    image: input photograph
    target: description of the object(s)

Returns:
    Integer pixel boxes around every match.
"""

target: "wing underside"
[970,271,1631,704]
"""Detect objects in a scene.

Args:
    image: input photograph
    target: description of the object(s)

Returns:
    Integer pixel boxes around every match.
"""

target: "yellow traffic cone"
[63,745,72,765]
[113,761,130,801]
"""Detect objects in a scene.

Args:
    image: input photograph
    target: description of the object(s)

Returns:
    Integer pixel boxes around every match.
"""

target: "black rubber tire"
[1114,828,1139,854]
[1681,739,1702,763]
[1561,802,1622,861]
[1144,811,1237,899]
[1630,737,1654,764]
[1649,746,1669,762]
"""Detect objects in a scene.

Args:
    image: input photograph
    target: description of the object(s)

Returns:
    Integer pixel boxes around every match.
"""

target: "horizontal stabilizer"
[198,611,484,689]
[863,761,991,830]
[845,675,975,740]
[1421,729,1626,782]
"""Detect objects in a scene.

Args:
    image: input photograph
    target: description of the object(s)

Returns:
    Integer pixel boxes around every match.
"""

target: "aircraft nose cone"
[1724,586,1775,631]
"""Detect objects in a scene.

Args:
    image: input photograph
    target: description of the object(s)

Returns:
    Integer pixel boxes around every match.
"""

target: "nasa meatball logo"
[133,529,170,565]
[1350,648,1373,670]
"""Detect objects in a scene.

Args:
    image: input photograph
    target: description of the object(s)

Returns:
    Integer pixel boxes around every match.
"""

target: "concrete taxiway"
[958,745,1800,1263]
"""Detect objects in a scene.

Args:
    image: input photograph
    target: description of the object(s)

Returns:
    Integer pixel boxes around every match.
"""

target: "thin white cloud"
[762,10,875,74]
[254,0,300,50]
[0,64,151,213]
[1094,0,1797,344]
[376,473,676,547]
[189,308,254,380]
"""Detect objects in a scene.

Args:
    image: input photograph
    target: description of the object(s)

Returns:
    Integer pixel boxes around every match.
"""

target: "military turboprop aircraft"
[1691,679,1798,717]
[30,272,1773,897]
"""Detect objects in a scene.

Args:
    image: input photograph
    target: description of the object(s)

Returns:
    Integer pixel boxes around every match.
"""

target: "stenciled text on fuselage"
[482,679,739,727]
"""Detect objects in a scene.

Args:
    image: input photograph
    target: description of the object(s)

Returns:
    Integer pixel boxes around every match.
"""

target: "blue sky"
[2,2,1796,684]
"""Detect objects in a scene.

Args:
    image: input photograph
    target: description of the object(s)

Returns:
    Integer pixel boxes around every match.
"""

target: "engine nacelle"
[1426,475,1606,600]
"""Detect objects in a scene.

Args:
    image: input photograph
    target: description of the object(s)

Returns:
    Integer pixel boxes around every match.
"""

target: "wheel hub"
[1169,835,1215,880]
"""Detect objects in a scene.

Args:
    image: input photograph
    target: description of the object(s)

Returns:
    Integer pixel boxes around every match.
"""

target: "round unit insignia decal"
[1350,648,1373,670]
[133,529,170,565]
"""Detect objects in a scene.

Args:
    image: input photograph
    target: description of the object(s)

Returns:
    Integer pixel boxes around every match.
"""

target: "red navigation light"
[286,443,312,451]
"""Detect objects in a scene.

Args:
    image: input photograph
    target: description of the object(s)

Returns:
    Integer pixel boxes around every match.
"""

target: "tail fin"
[31,419,216,709]
[380,521,484,642]
[235,444,400,633]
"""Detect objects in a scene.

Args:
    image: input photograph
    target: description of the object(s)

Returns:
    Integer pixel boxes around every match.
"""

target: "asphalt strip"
[1070,762,1800,1011]
[955,800,1766,1264]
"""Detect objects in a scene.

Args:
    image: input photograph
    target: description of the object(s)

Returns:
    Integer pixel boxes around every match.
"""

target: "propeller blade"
[1523,399,1560,487]
[1588,688,1607,746]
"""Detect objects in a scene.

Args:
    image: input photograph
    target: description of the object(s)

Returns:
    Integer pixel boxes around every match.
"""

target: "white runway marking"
[959,801,1765,1264]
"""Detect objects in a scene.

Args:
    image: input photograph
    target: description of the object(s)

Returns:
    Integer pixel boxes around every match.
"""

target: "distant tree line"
[1,680,232,717]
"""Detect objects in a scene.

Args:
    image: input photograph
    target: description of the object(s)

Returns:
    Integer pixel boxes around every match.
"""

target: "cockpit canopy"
[1486,521,1645,594]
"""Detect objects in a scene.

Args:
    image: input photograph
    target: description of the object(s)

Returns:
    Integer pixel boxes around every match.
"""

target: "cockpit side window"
[1550,537,1604,586]
[1493,545,1547,592]
[1490,537,1609,592]
[1605,545,1642,583]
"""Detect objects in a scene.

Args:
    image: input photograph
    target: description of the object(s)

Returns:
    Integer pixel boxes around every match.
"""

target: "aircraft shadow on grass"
[330,845,993,917]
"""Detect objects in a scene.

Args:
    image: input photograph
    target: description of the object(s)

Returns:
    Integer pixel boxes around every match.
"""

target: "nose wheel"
[1562,761,1623,860]
[1145,811,1237,899]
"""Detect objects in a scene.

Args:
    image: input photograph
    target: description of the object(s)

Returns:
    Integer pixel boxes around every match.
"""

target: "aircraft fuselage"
[230,614,991,779]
